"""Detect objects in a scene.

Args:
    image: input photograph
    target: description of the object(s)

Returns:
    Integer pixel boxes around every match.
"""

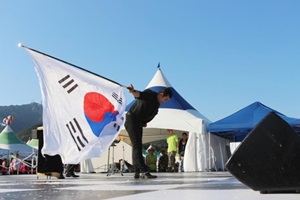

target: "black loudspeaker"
[226,112,300,193]
[37,127,63,174]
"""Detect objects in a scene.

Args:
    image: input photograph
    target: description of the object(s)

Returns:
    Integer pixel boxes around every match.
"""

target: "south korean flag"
[24,46,126,164]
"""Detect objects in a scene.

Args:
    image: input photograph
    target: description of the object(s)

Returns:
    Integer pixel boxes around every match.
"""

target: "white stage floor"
[0,172,299,200]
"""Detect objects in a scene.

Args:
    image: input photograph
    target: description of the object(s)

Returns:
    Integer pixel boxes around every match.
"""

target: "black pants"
[125,115,148,173]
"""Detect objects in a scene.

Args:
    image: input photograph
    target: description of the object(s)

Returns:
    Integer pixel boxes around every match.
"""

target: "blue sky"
[1,0,300,122]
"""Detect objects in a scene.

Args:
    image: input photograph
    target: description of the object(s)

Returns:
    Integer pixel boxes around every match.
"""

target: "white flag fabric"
[25,48,126,164]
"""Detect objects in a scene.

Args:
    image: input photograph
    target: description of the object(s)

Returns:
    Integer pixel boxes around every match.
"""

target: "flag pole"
[18,43,128,88]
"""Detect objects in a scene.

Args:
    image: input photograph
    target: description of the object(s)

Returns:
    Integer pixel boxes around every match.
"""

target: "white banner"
[25,48,126,164]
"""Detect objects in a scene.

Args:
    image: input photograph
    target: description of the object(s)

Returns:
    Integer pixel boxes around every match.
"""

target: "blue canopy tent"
[208,102,300,142]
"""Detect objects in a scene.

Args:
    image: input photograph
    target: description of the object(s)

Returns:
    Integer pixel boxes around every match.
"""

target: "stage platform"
[0,172,299,200]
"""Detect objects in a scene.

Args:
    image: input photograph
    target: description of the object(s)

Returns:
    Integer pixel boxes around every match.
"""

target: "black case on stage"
[226,112,300,193]
[37,127,63,174]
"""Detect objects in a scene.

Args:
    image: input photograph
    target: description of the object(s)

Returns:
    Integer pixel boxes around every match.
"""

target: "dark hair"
[160,148,166,153]
[182,132,187,136]
[160,87,173,98]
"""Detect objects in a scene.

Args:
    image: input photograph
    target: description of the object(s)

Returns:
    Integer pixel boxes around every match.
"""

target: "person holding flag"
[125,84,172,179]
[19,43,170,177]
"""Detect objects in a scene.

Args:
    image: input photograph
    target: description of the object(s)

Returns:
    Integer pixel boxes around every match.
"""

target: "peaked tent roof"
[26,138,39,150]
[126,67,210,120]
[0,126,35,152]
[208,101,300,142]
[119,67,210,145]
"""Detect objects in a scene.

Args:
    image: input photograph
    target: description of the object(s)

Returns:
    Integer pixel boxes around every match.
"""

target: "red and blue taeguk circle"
[84,92,119,137]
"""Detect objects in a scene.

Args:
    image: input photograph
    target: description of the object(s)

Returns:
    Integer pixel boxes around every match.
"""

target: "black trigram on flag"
[112,92,123,105]
[58,74,78,93]
[113,123,121,132]
[66,118,89,151]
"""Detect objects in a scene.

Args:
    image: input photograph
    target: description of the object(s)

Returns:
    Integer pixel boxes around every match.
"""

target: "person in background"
[10,153,21,174]
[20,162,28,174]
[178,132,188,172]
[158,148,168,172]
[1,158,8,175]
[125,84,173,179]
[146,147,157,172]
[166,129,178,172]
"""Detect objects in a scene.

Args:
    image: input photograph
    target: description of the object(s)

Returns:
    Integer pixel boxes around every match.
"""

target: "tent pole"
[31,148,34,174]
[208,132,211,171]
[7,150,10,175]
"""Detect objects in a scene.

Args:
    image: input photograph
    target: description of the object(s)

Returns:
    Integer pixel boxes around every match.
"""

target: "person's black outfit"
[125,89,160,179]
[66,164,79,178]
[178,139,187,157]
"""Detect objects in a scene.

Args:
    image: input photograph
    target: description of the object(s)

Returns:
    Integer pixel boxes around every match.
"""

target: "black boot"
[142,172,157,179]
[66,164,79,178]
[66,172,79,178]
[134,170,140,179]
[58,173,65,179]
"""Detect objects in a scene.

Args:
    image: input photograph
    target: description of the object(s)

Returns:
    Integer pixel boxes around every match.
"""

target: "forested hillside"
[0,102,42,141]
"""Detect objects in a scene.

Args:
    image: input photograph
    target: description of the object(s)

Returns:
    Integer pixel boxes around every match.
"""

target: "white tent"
[119,67,228,171]
[0,126,35,153]
[80,159,95,173]
[26,138,39,150]
[0,126,38,174]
